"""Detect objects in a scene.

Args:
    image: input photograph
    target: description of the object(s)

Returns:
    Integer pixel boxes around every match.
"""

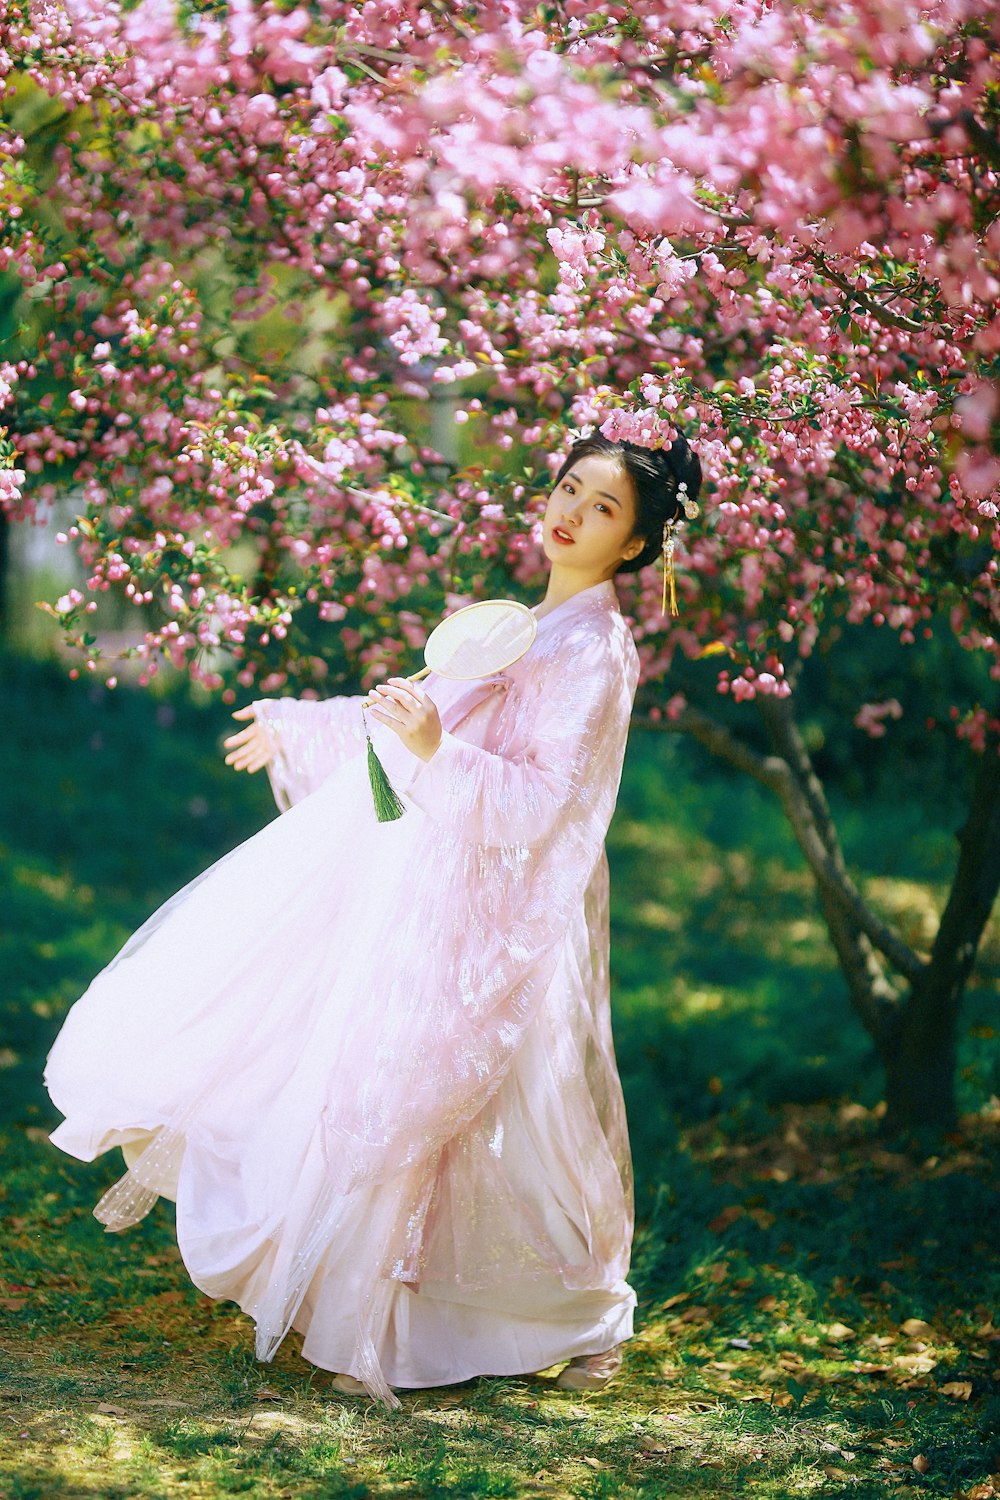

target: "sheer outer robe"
[45,583,640,1404]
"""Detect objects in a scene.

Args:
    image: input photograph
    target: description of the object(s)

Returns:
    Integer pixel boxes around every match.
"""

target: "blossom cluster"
[0,0,996,738]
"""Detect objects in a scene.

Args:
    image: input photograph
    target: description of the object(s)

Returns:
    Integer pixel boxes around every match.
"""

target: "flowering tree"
[1,0,997,1134]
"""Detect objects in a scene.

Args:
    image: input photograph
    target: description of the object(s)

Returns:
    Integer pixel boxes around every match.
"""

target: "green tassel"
[363,707,406,822]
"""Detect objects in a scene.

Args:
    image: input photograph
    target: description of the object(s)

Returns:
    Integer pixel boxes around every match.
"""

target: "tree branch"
[807,252,926,334]
[636,701,923,1016]
[633,705,787,789]
[923,724,1000,1002]
[756,695,923,987]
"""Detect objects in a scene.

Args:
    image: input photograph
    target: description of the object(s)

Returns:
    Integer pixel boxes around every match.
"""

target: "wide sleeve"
[251,694,369,810]
[399,629,631,848]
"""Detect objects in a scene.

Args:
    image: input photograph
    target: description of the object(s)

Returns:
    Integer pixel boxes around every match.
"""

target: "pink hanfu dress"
[44,578,641,1406]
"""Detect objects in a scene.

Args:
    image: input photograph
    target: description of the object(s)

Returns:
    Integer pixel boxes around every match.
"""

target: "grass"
[1,650,999,1499]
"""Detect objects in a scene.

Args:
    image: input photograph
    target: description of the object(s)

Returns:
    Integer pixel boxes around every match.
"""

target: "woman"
[44,429,702,1407]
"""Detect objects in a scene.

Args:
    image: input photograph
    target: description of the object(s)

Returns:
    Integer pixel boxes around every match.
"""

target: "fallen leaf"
[940,1381,973,1400]
[757,1295,778,1312]
[254,1387,282,1401]
[901,1318,934,1338]
[582,1456,601,1469]
[913,1454,931,1473]
[748,1207,776,1229]
[658,1292,690,1310]
[95,1403,127,1417]
[895,1353,938,1375]
[825,1322,855,1342]
[708,1205,744,1233]
[0,1298,26,1312]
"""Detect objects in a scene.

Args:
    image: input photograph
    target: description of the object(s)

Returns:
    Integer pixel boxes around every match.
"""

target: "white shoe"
[330,1372,404,1397]
[555,1345,623,1391]
[330,1373,368,1395]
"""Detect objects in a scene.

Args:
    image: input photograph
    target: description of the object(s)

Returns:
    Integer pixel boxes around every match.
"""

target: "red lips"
[552,527,575,545]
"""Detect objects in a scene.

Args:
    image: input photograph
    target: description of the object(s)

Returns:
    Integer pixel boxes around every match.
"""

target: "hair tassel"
[662,521,678,619]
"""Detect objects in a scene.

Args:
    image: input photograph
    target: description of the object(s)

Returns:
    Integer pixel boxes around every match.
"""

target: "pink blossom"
[855,700,904,738]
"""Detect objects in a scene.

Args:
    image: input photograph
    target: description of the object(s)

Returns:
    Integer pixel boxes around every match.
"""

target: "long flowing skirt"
[45,745,636,1400]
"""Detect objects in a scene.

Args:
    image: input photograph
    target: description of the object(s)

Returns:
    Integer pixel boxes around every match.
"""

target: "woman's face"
[542,452,645,577]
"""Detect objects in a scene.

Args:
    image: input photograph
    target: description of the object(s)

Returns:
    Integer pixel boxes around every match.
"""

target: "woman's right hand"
[223,705,276,774]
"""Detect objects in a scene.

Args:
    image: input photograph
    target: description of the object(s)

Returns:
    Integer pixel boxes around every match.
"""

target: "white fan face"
[424,600,537,679]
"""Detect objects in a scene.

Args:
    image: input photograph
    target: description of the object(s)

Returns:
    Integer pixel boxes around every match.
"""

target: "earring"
[661,518,678,619]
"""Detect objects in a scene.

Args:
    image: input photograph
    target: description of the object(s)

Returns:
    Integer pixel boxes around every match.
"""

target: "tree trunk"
[882,733,1000,1136]
[882,972,958,1134]
[639,696,1000,1139]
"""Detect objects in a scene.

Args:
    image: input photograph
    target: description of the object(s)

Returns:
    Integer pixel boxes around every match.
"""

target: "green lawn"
[2,652,998,1499]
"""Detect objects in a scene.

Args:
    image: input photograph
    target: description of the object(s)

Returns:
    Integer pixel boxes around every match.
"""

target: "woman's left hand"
[366,678,442,762]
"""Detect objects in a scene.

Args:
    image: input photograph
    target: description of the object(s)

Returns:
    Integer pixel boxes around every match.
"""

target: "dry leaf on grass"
[940,1380,973,1400]
[901,1318,934,1338]
[709,1205,745,1233]
[895,1352,938,1374]
[658,1292,690,1310]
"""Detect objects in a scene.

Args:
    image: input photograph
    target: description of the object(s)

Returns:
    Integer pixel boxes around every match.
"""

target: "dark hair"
[551,429,703,574]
